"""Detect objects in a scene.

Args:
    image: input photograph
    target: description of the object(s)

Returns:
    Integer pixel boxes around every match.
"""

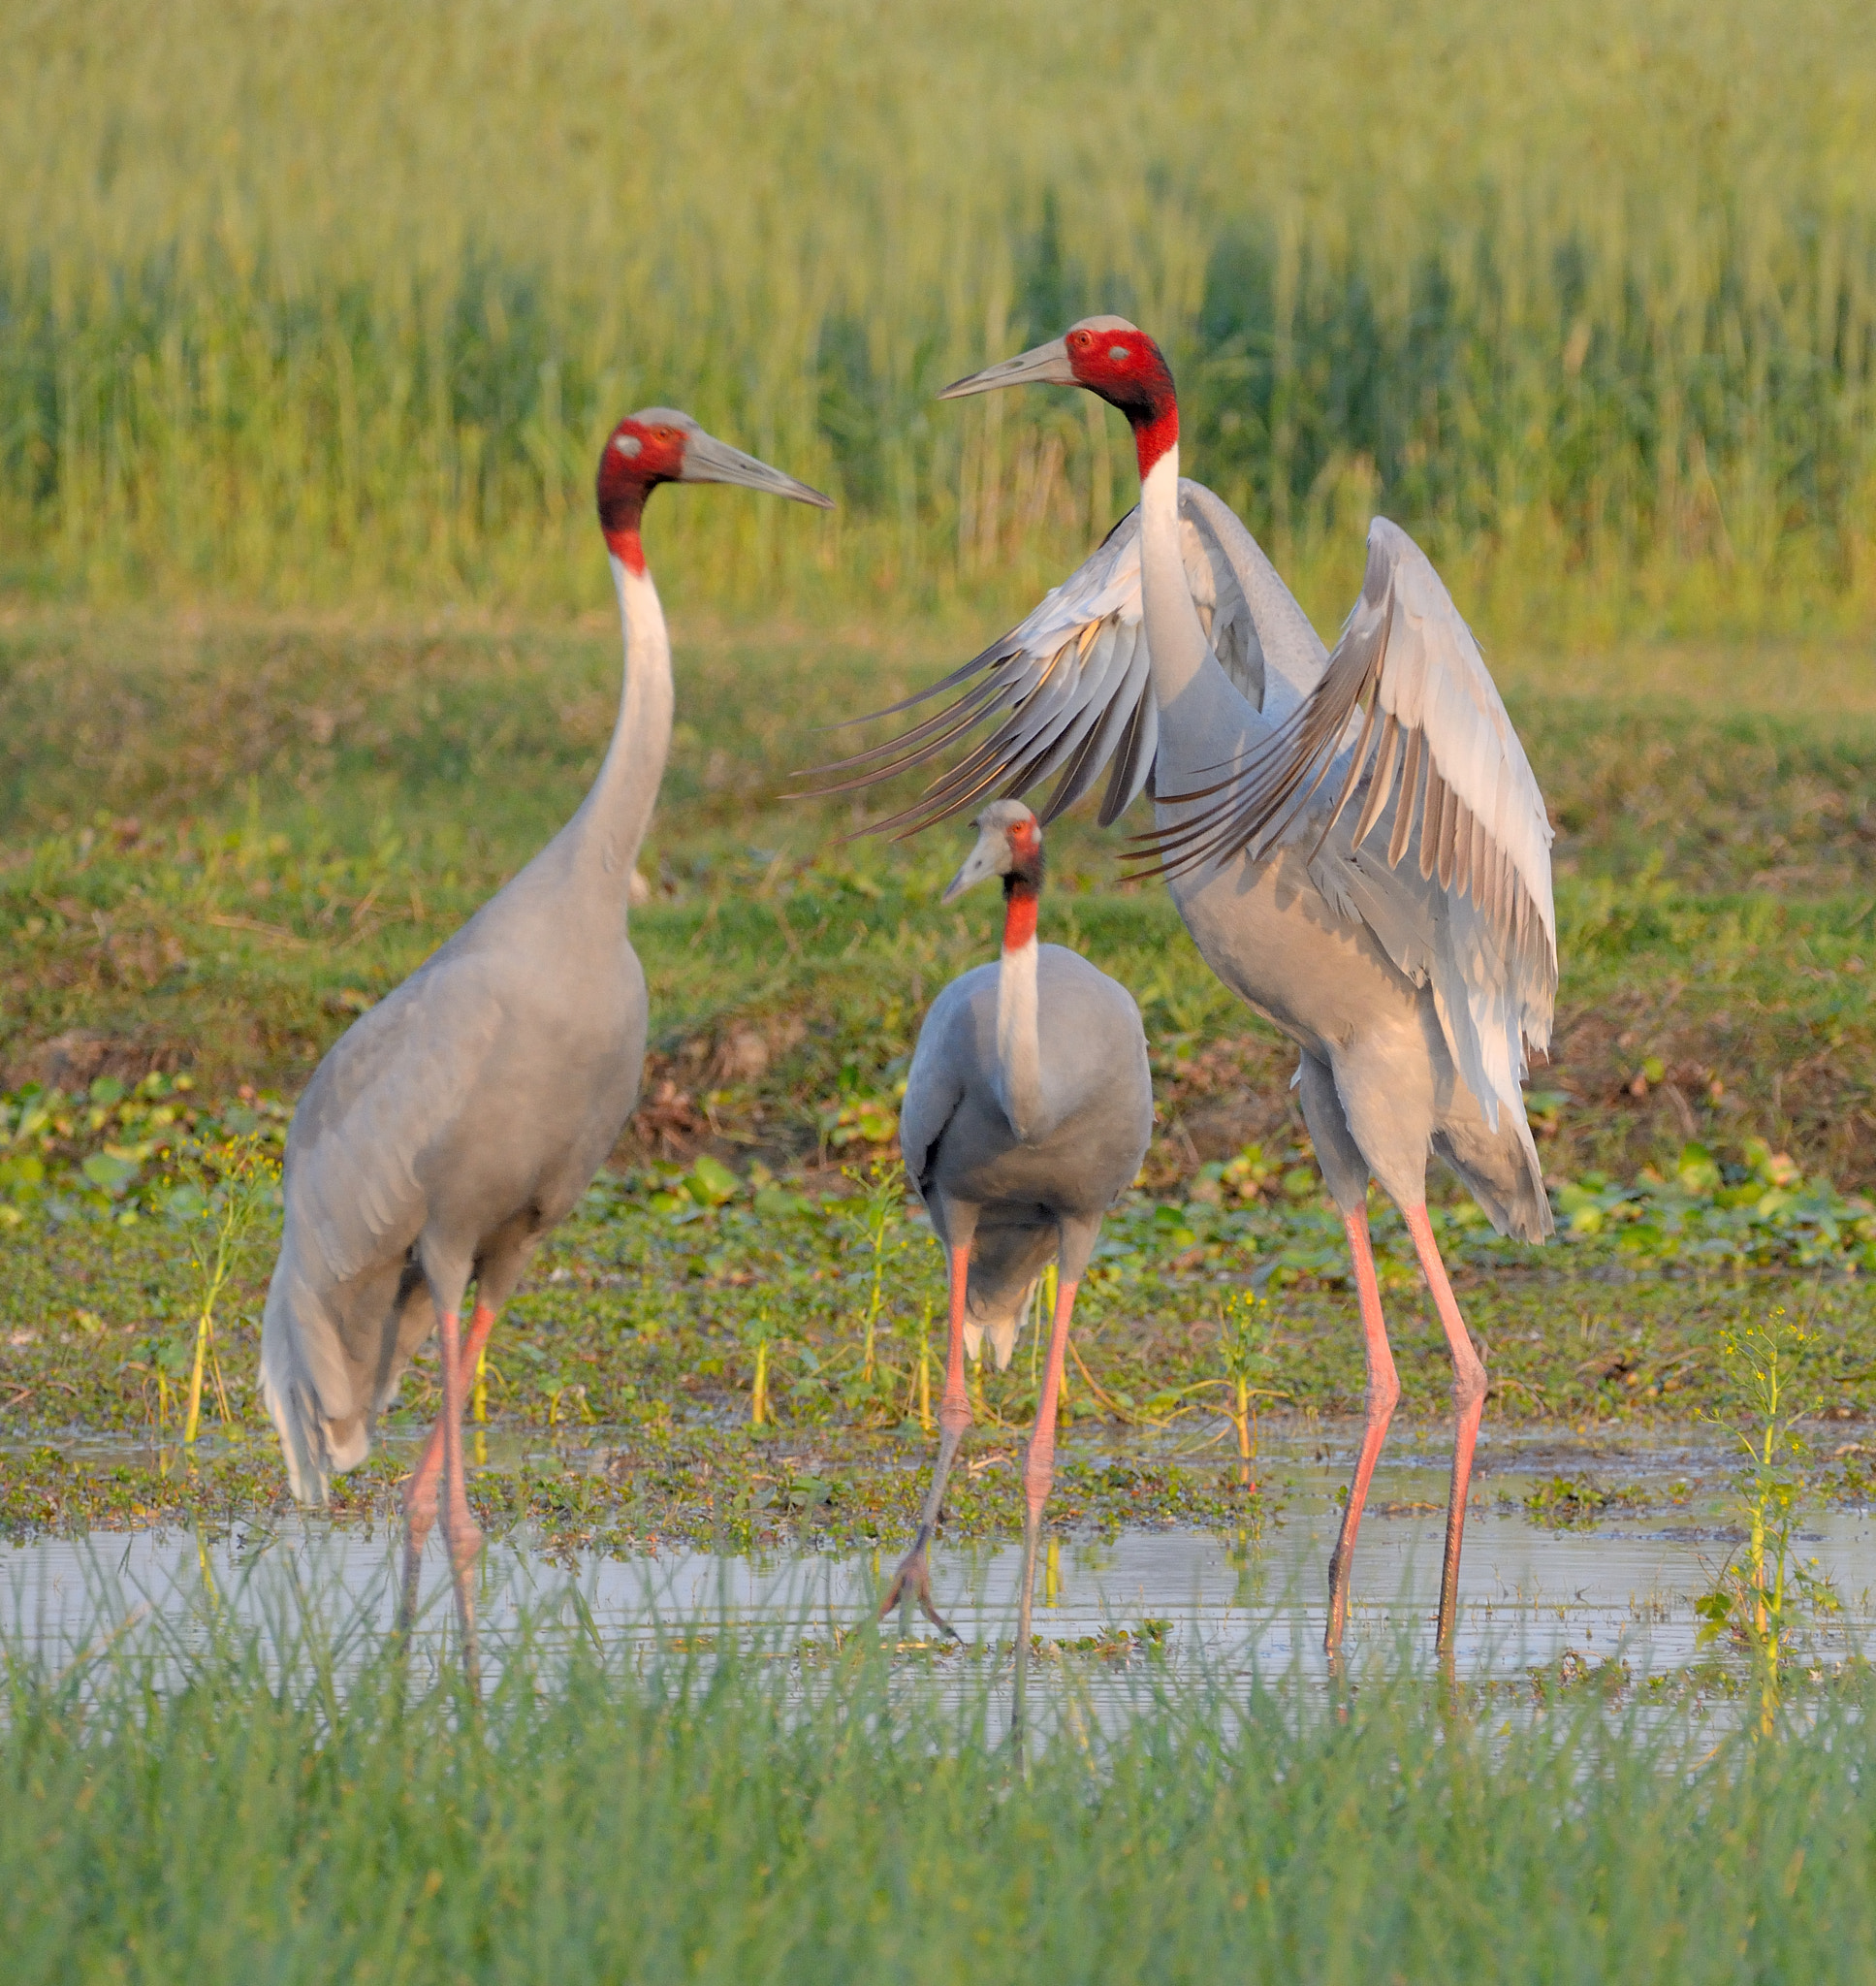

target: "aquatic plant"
[843,1157,910,1389]
[744,1304,791,1429]
[1213,1290,1284,1488]
[1557,1141,1876,1272]
[164,1134,279,1447]
[1696,1309,1842,1731]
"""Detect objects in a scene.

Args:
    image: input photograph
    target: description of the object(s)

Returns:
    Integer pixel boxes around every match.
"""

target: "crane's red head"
[595,407,834,574]
[938,316,1178,478]
[940,799,1045,951]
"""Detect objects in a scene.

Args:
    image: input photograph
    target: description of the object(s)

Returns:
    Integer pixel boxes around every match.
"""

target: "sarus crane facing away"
[820,319,1555,1658]
[261,411,831,1682]
[882,801,1152,1730]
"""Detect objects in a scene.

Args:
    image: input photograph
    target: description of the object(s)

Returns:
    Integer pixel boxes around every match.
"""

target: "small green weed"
[1212,1290,1285,1489]
[165,1134,279,1446]
[1695,1311,1843,1731]
[1521,1477,1646,1530]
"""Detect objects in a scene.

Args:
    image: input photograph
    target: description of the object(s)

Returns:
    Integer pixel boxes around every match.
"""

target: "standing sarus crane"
[884,800,1152,1728]
[260,411,831,1682]
[816,320,1555,1656]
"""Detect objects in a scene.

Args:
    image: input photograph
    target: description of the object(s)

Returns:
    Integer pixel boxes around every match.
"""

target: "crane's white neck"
[997,885,1045,1141]
[567,553,676,889]
[1138,445,1215,708]
[1137,441,1261,791]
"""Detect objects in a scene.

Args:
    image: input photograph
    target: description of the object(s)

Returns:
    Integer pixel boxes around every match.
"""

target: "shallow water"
[9,1425,1876,1694]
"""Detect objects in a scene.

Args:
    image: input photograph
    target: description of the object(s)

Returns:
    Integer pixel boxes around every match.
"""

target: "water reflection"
[8,1426,1876,1693]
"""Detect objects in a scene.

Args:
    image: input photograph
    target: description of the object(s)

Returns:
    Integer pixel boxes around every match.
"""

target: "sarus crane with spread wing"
[816,319,1555,1655]
[261,412,831,1683]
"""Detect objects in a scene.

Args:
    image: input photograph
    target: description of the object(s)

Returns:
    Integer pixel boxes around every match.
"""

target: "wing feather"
[1141,516,1556,1125]
[1351,714,1400,849]
[1389,725,1423,869]
[800,482,1325,833]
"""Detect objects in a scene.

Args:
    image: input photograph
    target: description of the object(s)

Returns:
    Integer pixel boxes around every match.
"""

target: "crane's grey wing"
[1176,481,1327,723]
[260,957,506,1501]
[899,995,970,1196]
[1150,518,1556,1126]
[809,511,1153,833]
[285,957,505,1287]
[804,482,1307,833]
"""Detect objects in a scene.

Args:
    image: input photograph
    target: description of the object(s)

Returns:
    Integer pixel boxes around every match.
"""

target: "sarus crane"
[883,800,1151,1727]
[260,411,832,1682]
[817,319,1555,1655]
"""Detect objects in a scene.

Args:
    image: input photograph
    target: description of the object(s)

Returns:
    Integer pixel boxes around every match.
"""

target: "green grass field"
[6,0,1876,634]
[8,1606,1876,1985]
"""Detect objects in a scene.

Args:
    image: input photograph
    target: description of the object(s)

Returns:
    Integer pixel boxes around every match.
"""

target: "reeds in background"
[4,0,1875,636]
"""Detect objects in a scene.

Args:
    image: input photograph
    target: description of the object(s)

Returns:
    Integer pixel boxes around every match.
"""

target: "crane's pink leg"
[436,1305,485,1691]
[879,1244,973,1639]
[1404,1206,1488,1654]
[1325,1212,1400,1654]
[1012,1273,1077,1746]
[398,1302,495,1633]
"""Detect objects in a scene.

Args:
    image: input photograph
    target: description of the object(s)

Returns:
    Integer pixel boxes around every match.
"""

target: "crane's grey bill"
[937,336,1077,400]
[939,826,1006,904]
[681,432,834,508]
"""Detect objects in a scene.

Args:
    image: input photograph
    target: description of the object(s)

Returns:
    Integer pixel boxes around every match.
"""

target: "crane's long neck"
[1132,418,1259,775]
[997,876,1044,1141]
[568,540,676,887]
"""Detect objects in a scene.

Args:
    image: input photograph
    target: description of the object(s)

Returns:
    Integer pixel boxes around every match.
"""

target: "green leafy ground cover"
[5,1144,1875,1553]
[1,610,1873,1547]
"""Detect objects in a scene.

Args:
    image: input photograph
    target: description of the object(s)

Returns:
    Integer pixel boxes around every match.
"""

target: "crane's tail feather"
[962,1283,1031,1373]
[259,1248,371,1507]
[261,1363,332,1508]
[1432,1112,1554,1246]
[963,1220,1062,1371]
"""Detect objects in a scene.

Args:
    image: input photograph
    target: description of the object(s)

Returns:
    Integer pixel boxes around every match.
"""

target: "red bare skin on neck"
[1064,327,1179,477]
[1002,888,1038,951]
[1001,817,1043,950]
[596,417,688,573]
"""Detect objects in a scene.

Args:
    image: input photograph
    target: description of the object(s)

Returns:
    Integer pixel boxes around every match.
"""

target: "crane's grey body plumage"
[902,943,1152,1367]
[260,807,652,1502]
[257,409,831,1689]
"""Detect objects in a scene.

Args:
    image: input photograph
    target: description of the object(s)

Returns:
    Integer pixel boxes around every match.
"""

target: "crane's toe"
[878,1549,961,1642]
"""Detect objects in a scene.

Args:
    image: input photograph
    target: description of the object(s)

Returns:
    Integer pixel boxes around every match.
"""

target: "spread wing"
[1147,518,1556,1121]
[806,482,1325,835]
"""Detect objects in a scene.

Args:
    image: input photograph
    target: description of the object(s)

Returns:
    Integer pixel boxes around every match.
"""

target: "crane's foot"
[458,1605,484,1701]
[877,1549,959,1642]
[1324,1552,1350,1657]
